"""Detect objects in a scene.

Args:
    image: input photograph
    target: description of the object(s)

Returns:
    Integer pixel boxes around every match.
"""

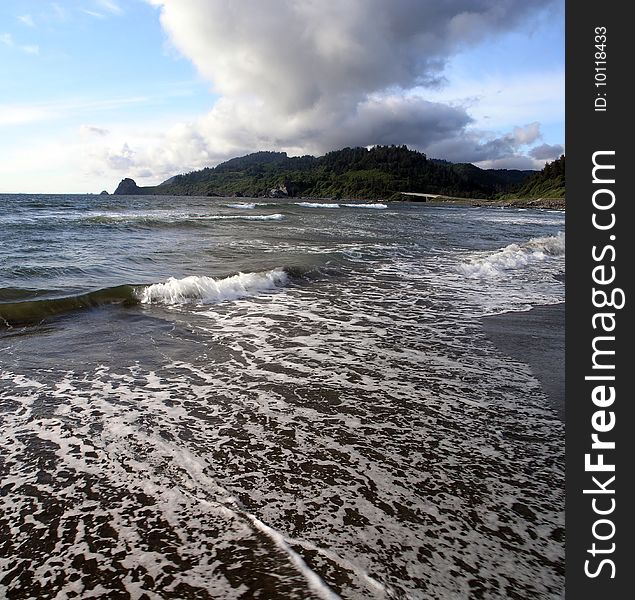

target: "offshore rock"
[114,178,141,195]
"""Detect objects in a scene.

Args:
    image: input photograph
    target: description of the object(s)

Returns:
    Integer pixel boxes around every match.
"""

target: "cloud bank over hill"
[105,0,559,181]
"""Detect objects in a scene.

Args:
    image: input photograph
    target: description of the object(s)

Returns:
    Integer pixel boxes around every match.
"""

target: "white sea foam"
[295,202,340,209]
[240,213,285,221]
[459,232,565,279]
[224,203,257,209]
[84,211,285,224]
[139,268,288,305]
[245,514,342,600]
[341,203,387,209]
[196,213,285,221]
[295,201,387,209]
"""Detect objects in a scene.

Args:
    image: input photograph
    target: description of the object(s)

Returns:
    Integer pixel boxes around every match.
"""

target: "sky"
[0,0,564,194]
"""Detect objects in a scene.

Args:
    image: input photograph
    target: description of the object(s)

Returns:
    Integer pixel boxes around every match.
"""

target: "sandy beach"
[482,303,565,421]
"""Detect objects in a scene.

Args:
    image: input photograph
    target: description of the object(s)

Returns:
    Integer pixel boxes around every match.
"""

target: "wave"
[341,203,387,209]
[224,203,256,209]
[7,264,89,279]
[139,268,288,305]
[0,285,138,327]
[0,269,290,326]
[458,232,565,279]
[85,212,285,225]
[296,202,388,209]
[0,287,58,302]
[295,202,340,209]
[84,214,190,227]
[197,213,285,221]
[84,215,132,224]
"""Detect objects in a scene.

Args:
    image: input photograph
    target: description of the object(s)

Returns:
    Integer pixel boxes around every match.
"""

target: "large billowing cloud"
[97,0,560,181]
[149,0,551,112]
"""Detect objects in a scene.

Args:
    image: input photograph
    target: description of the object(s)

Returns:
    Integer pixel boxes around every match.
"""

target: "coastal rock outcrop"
[114,178,141,195]
[268,184,289,198]
[268,180,298,198]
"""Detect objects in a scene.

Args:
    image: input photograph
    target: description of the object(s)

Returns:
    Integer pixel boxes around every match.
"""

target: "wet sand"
[482,303,564,421]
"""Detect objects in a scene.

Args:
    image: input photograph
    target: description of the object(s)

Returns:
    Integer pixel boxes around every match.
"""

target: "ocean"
[0,194,565,599]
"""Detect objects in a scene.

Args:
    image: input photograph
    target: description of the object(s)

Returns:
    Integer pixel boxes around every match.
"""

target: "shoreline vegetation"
[112,145,565,210]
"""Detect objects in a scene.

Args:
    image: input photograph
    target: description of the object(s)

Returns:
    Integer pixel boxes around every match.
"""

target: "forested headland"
[113,145,565,205]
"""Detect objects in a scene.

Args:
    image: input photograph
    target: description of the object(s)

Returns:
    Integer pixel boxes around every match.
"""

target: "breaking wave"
[196,213,285,221]
[139,268,289,305]
[295,202,341,209]
[458,232,565,279]
[0,269,290,326]
[341,203,387,209]
[295,202,388,209]
[224,203,257,209]
[84,212,285,225]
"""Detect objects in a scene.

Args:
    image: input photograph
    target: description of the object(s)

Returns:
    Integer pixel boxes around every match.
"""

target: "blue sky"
[0,0,564,193]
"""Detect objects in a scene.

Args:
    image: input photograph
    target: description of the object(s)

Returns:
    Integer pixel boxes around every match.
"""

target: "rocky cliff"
[113,178,142,195]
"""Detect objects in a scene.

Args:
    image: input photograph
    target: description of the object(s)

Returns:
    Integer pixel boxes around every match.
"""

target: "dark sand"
[482,303,564,421]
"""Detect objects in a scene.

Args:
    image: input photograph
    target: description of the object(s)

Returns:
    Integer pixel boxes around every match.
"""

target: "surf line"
[151,439,342,600]
[582,150,625,580]
[245,512,343,600]
[190,489,342,600]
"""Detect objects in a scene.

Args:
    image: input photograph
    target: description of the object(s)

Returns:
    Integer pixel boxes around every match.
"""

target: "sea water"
[0,195,565,599]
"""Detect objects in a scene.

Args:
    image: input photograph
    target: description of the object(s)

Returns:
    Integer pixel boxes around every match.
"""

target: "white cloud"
[149,0,552,114]
[529,143,564,161]
[105,142,135,170]
[50,3,68,21]
[0,105,51,126]
[82,9,106,19]
[475,156,541,170]
[0,96,150,129]
[511,122,541,145]
[0,31,40,55]
[95,0,123,16]
[18,14,35,27]
[80,124,110,137]
[0,138,89,193]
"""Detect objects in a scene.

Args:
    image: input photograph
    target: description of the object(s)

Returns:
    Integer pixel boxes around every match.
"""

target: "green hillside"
[501,155,565,199]
[114,145,536,200]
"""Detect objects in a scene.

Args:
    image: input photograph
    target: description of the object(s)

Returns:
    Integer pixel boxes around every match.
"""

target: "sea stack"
[114,178,141,195]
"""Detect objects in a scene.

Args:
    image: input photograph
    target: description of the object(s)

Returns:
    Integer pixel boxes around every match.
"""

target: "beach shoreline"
[482,303,565,421]
[412,197,565,210]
